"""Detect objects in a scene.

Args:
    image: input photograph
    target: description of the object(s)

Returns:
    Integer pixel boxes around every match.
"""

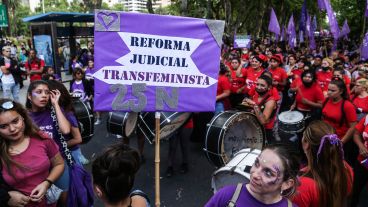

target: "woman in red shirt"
[351,114,368,207]
[238,55,265,94]
[242,75,279,143]
[292,121,353,207]
[322,78,357,165]
[351,78,368,121]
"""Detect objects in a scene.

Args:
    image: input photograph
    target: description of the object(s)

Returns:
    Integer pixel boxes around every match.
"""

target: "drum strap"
[227,183,243,207]
[287,199,292,207]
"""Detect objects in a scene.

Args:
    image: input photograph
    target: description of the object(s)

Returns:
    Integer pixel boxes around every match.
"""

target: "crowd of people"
[0,33,368,207]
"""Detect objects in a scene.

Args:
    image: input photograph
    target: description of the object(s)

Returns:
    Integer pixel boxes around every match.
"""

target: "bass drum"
[212,148,261,192]
[138,112,192,144]
[107,112,139,138]
[72,99,94,144]
[204,111,264,167]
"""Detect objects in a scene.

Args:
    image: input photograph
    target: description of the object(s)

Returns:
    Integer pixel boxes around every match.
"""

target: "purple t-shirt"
[71,80,88,101]
[2,137,59,207]
[85,67,94,80]
[29,109,79,151]
[205,185,298,207]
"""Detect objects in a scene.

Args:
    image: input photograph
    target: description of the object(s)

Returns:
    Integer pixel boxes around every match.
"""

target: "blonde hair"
[323,58,334,68]
[356,78,368,90]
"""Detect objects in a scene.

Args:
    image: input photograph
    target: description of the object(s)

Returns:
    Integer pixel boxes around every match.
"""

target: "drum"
[107,112,139,138]
[72,99,94,144]
[138,112,192,143]
[204,111,264,167]
[278,111,305,133]
[211,148,261,193]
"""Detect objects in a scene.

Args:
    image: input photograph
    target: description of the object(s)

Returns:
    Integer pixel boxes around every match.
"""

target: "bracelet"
[44,179,53,187]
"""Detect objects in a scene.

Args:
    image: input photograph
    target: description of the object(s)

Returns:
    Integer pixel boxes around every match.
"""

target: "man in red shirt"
[25,49,45,82]
[215,63,231,114]
[228,58,246,107]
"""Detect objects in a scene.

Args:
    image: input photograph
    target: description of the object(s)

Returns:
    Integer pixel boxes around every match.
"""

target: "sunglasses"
[0,101,14,112]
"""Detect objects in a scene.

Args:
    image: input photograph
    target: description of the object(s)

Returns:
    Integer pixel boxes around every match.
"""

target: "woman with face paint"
[292,121,353,207]
[0,99,64,207]
[205,144,300,207]
[25,80,74,206]
[242,75,279,143]
[321,78,357,166]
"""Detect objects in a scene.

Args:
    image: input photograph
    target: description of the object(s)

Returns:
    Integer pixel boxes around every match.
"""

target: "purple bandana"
[317,134,344,161]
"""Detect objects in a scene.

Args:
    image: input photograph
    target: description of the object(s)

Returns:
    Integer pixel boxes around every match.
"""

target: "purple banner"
[299,0,307,32]
[268,8,280,35]
[362,33,368,60]
[287,15,297,49]
[318,0,326,10]
[234,34,251,48]
[324,0,340,39]
[339,19,350,38]
[93,10,224,112]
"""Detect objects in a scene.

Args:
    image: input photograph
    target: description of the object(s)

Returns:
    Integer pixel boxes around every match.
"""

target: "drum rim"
[205,111,265,167]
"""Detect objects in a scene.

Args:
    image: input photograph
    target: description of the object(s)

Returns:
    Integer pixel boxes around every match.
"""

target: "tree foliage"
[168,0,366,42]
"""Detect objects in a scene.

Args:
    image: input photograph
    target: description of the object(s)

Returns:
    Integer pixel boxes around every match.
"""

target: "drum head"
[278,111,304,123]
[221,112,264,164]
[160,112,191,139]
[125,112,139,138]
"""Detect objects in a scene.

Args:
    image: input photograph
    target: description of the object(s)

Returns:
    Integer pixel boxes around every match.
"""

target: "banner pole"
[154,112,161,207]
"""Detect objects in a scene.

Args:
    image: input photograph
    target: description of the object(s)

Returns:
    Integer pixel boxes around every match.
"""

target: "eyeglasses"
[0,101,14,111]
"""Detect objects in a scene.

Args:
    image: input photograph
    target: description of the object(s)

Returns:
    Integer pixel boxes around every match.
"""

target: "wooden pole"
[154,112,161,207]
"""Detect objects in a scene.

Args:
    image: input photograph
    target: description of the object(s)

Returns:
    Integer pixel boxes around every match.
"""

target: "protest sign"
[234,34,251,48]
[93,10,224,112]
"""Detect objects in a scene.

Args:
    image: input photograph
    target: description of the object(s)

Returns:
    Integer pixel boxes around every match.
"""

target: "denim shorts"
[54,160,70,191]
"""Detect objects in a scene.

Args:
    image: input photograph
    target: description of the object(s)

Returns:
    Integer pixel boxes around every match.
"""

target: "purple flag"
[93,10,225,112]
[310,36,316,50]
[339,19,350,38]
[306,14,311,37]
[318,0,326,11]
[299,0,307,32]
[361,33,368,60]
[268,8,281,35]
[280,26,285,41]
[287,15,297,48]
[299,31,304,43]
[311,16,317,36]
[324,0,340,39]
[365,0,368,17]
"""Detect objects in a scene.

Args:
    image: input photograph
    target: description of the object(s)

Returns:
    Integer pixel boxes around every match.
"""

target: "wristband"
[44,179,53,186]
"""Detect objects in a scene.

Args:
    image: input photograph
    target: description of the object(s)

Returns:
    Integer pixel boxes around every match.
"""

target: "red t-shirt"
[2,136,59,207]
[229,69,246,93]
[252,91,279,129]
[322,99,357,139]
[296,83,325,111]
[25,59,45,81]
[355,116,368,149]
[292,163,354,207]
[242,67,264,91]
[290,68,304,79]
[269,67,288,91]
[316,70,333,92]
[217,74,231,96]
[290,77,302,89]
[352,96,368,113]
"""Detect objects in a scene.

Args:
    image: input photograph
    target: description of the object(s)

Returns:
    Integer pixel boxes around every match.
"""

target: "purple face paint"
[32,92,39,97]
[268,165,281,185]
